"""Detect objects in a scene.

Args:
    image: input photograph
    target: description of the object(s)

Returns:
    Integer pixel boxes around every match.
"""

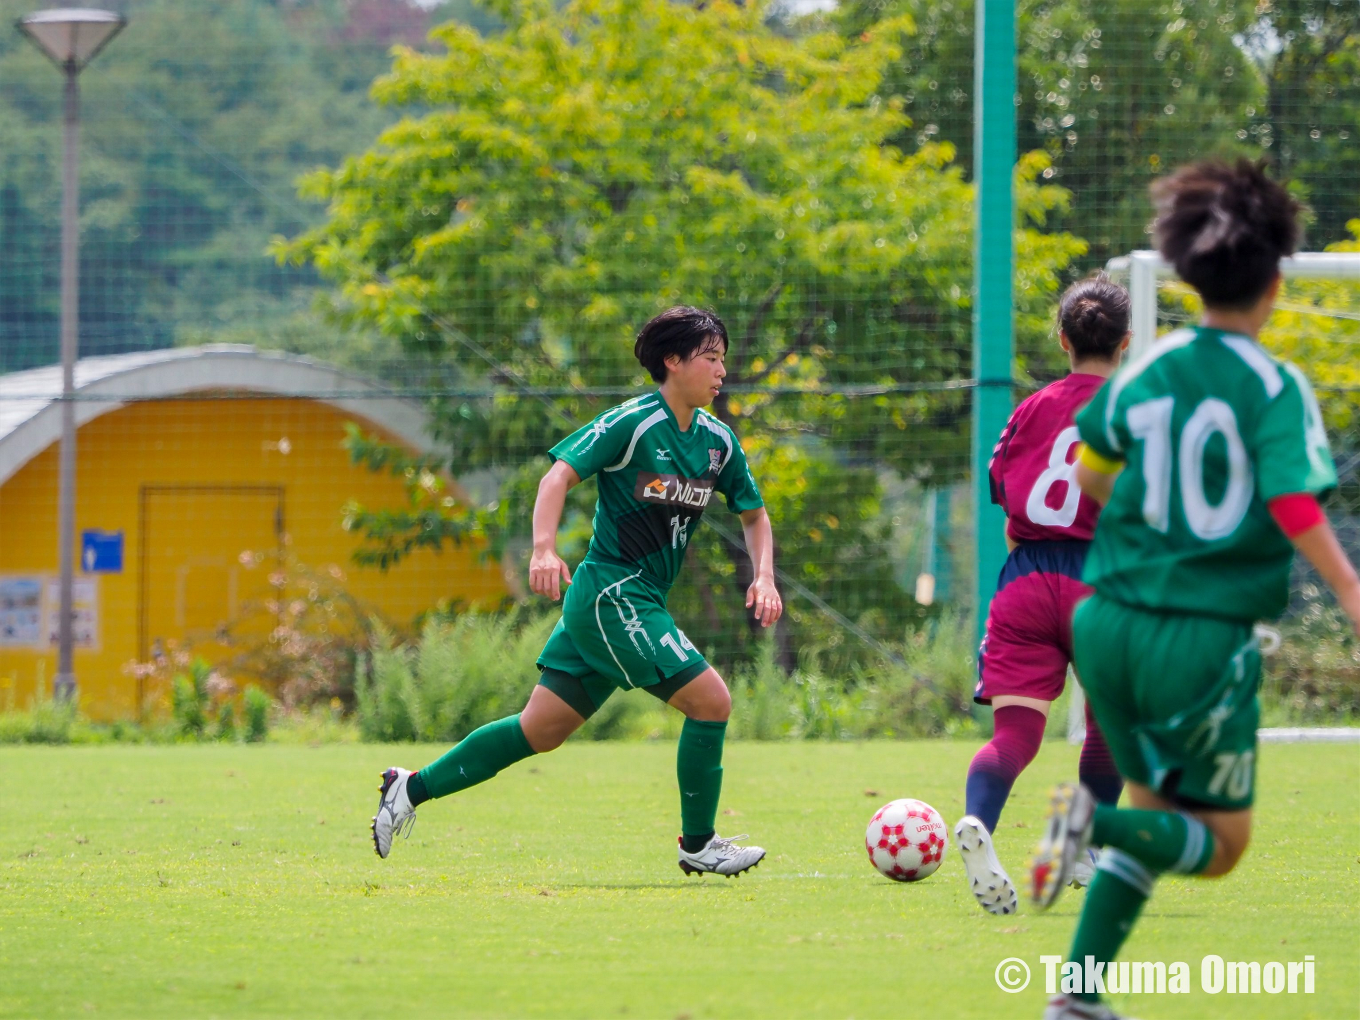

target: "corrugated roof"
[0,345,432,486]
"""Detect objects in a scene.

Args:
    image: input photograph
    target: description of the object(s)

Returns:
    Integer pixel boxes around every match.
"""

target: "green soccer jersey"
[550,392,764,589]
[1076,326,1337,621]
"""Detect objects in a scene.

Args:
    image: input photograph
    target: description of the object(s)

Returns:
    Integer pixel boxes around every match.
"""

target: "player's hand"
[529,547,572,601]
[746,574,783,628]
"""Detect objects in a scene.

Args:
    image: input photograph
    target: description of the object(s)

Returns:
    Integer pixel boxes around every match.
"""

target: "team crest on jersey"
[635,472,715,509]
[708,449,724,474]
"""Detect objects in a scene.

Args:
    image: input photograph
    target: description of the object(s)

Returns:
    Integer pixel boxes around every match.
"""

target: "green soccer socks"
[416,714,536,801]
[1092,805,1216,874]
[677,718,727,850]
[1068,852,1154,1002]
[1067,806,1217,1003]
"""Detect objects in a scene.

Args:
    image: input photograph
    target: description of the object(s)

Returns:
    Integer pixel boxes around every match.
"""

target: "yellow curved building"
[0,345,507,719]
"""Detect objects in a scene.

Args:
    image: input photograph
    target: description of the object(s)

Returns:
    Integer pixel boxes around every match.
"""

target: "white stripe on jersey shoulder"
[695,409,735,471]
[569,395,661,454]
[1104,328,1198,452]
[603,407,669,472]
[1217,334,1284,398]
[1281,360,1334,481]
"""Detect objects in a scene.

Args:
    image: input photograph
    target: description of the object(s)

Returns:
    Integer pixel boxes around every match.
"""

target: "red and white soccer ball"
[865,798,949,882]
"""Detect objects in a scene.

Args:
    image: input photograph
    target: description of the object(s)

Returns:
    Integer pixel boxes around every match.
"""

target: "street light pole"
[17,8,126,700]
[54,59,80,700]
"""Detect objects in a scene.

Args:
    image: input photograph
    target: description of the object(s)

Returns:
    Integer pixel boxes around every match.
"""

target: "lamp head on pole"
[17,8,124,72]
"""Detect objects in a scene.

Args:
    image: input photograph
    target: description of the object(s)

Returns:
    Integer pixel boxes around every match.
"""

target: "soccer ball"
[865,798,949,882]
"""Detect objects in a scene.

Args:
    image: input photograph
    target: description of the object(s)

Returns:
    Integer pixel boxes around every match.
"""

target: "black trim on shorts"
[1161,770,1235,813]
[537,668,601,721]
[537,659,711,720]
[645,660,711,704]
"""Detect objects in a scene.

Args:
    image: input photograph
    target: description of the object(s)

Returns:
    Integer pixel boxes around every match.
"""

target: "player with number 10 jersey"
[1031,161,1360,1020]
[954,275,1132,917]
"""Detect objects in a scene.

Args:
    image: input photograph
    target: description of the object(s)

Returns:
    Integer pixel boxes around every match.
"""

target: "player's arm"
[529,460,581,601]
[1271,494,1360,636]
[1254,368,1352,629]
[1074,443,1123,506]
[740,506,782,628]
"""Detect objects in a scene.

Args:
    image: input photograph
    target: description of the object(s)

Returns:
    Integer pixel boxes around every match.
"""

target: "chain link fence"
[0,0,1355,716]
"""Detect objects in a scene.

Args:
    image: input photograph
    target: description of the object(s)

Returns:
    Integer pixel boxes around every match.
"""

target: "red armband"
[1267,492,1325,538]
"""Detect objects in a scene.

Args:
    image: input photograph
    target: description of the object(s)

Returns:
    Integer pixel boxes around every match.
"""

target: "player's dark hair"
[1058,273,1130,362]
[634,306,729,382]
[1151,159,1302,309]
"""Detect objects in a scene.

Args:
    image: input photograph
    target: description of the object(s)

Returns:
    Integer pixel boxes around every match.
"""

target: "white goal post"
[1105,250,1360,357]
[1063,250,1360,745]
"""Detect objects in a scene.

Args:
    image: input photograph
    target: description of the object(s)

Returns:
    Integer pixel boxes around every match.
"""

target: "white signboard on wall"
[44,578,100,650]
[0,577,43,646]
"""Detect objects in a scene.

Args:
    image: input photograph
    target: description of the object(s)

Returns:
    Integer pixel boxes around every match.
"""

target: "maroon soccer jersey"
[988,372,1105,544]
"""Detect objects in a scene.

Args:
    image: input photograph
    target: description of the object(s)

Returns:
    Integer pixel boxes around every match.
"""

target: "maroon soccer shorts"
[974,540,1091,705]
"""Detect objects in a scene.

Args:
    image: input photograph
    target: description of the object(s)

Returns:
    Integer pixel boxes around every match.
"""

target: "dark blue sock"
[965,769,1015,833]
[964,705,1047,832]
[1079,705,1124,809]
[1081,771,1124,808]
[406,770,429,807]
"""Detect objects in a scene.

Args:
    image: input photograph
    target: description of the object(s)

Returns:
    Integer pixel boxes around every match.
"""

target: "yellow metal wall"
[0,397,507,719]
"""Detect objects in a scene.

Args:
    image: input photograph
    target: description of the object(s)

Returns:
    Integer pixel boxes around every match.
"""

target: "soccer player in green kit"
[1029,160,1360,1020]
[371,306,782,876]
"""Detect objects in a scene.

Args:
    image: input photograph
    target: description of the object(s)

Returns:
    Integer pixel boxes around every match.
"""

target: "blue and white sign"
[81,530,124,574]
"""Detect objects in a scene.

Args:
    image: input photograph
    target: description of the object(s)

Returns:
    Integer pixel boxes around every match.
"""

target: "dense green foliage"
[0,0,463,370]
[281,0,1083,439]
[834,0,1360,260]
[283,0,1086,664]
[352,609,982,743]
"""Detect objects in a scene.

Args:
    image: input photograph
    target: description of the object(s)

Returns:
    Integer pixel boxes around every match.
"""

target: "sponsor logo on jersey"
[708,449,724,473]
[655,448,672,461]
[634,472,715,509]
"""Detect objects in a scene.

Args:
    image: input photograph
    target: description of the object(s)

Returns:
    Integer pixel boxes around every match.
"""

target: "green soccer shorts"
[1072,593,1263,811]
[536,560,711,719]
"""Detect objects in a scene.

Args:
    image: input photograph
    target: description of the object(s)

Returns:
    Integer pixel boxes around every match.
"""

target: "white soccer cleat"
[371,766,417,859]
[1042,993,1130,1019]
[677,834,766,877]
[954,815,1018,915]
[1071,846,1101,888]
[1030,782,1095,910]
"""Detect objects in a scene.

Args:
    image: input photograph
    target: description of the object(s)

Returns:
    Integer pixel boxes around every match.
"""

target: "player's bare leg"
[518,684,589,752]
[1123,782,1252,878]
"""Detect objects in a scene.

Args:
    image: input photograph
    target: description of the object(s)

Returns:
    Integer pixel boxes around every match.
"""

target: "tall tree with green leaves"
[1248,0,1360,244]
[283,0,1083,664]
[0,0,421,371]
[834,0,1358,265]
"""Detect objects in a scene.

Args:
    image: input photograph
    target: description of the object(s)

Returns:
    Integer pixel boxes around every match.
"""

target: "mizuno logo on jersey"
[634,472,715,509]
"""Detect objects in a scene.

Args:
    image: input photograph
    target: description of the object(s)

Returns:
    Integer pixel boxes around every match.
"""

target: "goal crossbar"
[1106,250,1360,356]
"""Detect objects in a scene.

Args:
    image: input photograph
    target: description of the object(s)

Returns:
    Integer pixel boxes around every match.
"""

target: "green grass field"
[0,740,1355,1019]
